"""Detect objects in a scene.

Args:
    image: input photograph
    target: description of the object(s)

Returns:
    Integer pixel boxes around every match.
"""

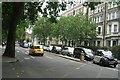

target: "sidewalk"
[2,56,19,63]
[0,46,19,63]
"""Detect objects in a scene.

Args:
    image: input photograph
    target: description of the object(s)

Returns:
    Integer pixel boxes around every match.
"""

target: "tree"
[33,17,52,45]
[51,13,97,47]
[3,2,24,57]
[2,2,66,58]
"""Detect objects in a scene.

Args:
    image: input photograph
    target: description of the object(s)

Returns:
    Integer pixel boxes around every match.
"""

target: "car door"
[94,51,103,63]
[62,47,68,54]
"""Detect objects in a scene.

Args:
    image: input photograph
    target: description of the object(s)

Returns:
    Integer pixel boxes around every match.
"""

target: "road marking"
[106,67,119,71]
[25,52,28,55]
[30,56,35,59]
[45,56,53,59]
[96,68,103,78]
[17,51,20,53]
[24,57,30,60]
[76,64,86,70]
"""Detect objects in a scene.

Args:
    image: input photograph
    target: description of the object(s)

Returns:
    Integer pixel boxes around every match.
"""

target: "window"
[109,25,111,34]
[108,2,112,9]
[94,17,96,22]
[98,7,100,12]
[98,27,101,34]
[108,40,111,47]
[97,41,100,46]
[113,41,117,46]
[114,25,117,32]
[108,13,111,20]
[73,10,75,15]
[98,16,99,22]
[99,16,102,22]
[100,6,103,12]
[112,12,115,19]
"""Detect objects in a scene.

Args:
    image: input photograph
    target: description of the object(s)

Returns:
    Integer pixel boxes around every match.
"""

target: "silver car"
[93,49,118,68]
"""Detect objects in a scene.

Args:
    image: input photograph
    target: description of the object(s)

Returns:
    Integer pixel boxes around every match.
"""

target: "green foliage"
[33,17,52,44]
[110,46,120,60]
[83,2,102,10]
[2,3,13,41]
[52,13,97,45]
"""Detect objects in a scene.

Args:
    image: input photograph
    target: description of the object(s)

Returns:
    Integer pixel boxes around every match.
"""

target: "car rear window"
[34,46,42,49]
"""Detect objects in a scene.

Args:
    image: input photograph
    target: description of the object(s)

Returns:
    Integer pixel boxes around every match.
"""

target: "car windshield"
[84,49,93,56]
[63,48,68,50]
[102,51,113,58]
[34,46,42,49]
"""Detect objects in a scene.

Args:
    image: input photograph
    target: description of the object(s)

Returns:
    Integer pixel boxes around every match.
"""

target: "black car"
[73,47,94,61]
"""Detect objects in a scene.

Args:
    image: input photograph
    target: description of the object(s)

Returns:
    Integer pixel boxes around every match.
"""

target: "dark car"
[93,49,118,68]
[73,47,94,61]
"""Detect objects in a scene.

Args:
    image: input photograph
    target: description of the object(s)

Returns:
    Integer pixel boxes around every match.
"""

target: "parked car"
[55,46,62,54]
[48,45,53,52]
[73,47,94,61]
[2,42,6,46]
[93,49,118,68]
[61,47,74,56]
[29,44,44,56]
[23,43,29,48]
[43,45,49,51]
[61,47,69,55]
[50,46,61,54]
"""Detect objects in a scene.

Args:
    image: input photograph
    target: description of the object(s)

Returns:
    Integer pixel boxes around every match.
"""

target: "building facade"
[90,2,120,47]
[61,2,120,47]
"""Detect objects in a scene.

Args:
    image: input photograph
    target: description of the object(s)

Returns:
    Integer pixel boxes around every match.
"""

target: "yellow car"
[29,44,44,56]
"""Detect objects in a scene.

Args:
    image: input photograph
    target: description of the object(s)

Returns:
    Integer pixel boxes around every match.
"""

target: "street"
[2,45,119,78]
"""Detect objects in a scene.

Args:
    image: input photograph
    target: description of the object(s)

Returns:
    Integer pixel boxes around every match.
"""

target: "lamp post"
[103,2,107,47]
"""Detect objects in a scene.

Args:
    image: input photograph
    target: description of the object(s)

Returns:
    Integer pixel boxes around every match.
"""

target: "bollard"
[80,52,85,61]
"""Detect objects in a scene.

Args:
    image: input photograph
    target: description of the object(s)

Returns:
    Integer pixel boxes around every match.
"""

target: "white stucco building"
[61,2,120,47]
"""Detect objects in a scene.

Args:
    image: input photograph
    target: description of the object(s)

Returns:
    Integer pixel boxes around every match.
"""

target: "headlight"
[86,54,89,57]
[114,58,117,61]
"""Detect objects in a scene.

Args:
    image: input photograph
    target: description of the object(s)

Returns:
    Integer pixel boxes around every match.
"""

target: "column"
[110,40,113,47]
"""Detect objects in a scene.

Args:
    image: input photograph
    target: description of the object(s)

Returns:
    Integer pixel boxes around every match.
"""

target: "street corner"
[2,56,19,63]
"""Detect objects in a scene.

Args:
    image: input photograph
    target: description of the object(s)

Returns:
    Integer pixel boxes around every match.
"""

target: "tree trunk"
[68,40,70,47]
[3,2,24,58]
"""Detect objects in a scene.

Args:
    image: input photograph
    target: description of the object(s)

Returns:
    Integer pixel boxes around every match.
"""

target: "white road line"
[17,51,20,53]
[96,68,103,78]
[30,56,35,59]
[25,52,28,55]
[106,67,119,71]
[76,64,86,70]
[45,56,53,59]
[24,57,30,60]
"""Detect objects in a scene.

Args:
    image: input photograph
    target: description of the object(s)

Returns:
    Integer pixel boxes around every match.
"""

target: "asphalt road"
[2,45,119,78]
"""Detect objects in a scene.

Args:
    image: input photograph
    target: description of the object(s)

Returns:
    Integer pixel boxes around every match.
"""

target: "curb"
[2,56,20,63]
[50,52,87,63]
[59,55,80,62]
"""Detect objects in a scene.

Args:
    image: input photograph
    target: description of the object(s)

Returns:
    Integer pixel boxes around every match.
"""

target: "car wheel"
[99,59,103,66]
[73,54,76,58]
[61,52,63,55]
[93,60,96,64]
[41,54,44,56]
[113,64,117,68]
[67,53,70,56]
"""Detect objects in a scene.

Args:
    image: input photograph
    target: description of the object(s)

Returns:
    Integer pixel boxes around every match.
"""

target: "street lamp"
[103,2,107,47]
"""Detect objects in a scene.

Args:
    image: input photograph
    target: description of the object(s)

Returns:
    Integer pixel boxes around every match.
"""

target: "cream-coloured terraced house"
[61,2,120,47]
